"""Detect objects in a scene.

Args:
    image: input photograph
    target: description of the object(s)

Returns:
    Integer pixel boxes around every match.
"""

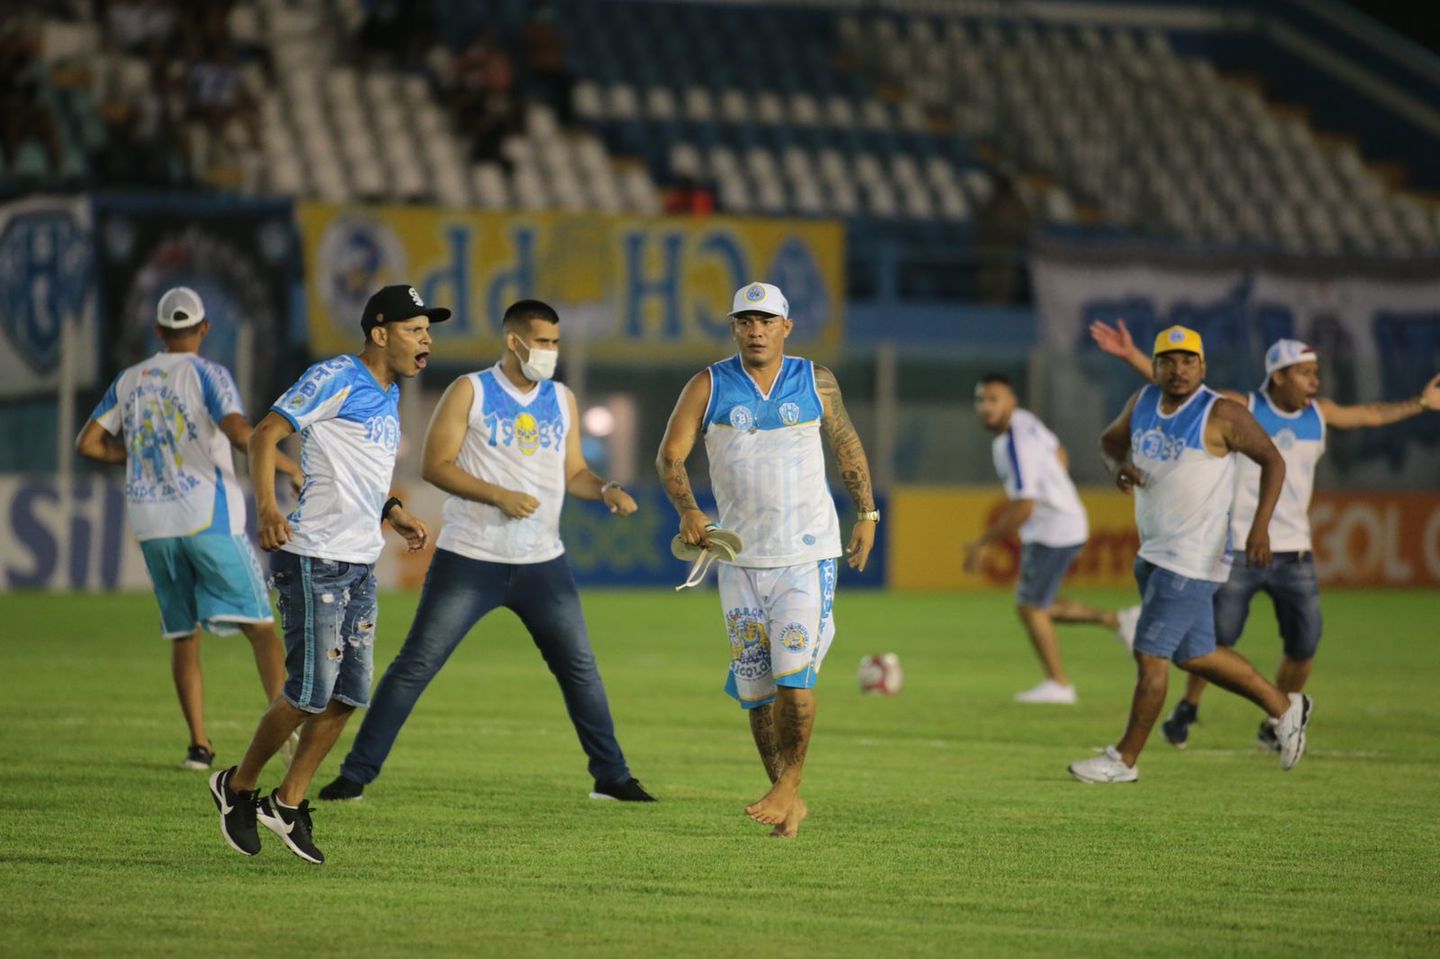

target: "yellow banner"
[890,486,1140,591]
[297,203,844,362]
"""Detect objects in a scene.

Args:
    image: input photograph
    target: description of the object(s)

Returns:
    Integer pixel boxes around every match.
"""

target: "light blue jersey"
[702,355,841,567]
[273,355,400,564]
[1231,391,1325,552]
[91,352,246,540]
[1130,384,1236,582]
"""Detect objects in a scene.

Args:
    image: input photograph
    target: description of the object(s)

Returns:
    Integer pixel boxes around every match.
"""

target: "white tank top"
[702,355,843,568]
[1130,384,1236,582]
[435,366,570,564]
[1230,390,1325,553]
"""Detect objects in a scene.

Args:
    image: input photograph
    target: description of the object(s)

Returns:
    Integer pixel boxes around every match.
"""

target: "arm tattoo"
[659,456,700,513]
[815,366,875,512]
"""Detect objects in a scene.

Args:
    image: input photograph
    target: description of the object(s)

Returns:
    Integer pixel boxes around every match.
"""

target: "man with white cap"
[657,281,877,836]
[76,286,304,770]
[1069,325,1312,783]
[1090,320,1439,750]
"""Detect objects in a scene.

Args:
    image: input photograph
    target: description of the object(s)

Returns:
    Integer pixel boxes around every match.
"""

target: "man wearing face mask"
[318,299,656,803]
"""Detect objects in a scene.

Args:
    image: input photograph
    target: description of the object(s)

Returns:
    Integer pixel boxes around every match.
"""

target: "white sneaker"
[1014,679,1077,704]
[1115,606,1141,651]
[279,729,301,769]
[1274,692,1313,770]
[1068,746,1138,783]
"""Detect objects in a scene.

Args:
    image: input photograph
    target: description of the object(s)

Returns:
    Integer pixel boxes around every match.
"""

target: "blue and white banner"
[1031,247,1440,487]
[0,196,97,398]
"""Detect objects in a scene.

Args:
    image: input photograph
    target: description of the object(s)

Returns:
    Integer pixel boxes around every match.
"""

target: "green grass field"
[2,587,1438,958]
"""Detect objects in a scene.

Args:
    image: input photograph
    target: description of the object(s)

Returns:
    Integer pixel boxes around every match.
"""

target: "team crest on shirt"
[1274,428,1296,451]
[729,406,755,431]
[778,623,809,652]
[1134,428,1186,462]
[779,402,800,426]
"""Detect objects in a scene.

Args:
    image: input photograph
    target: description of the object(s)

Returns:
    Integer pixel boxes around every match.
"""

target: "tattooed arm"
[815,364,877,572]
[1317,374,1440,429]
[656,370,715,547]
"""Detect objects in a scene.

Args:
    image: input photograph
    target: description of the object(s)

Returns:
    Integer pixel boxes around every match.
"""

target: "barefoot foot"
[769,796,808,839]
[745,782,797,826]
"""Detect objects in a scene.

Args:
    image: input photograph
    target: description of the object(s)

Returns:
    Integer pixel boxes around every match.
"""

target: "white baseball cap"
[1263,338,1318,384]
[156,287,206,329]
[728,281,789,319]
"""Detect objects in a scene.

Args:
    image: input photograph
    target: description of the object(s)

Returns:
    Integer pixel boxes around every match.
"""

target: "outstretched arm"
[75,419,127,465]
[1100,389,1145,493]
[656,371,714,547]
[815,365,877,572]
[1317,373,1440,429]
[1089,319,1153,381]
[1212,398,1285,567]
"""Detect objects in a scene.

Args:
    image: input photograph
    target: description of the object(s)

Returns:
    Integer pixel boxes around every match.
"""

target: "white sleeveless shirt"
[1130,384,1236,582]
[436,365,570,564]
[1230,390,1325,553]
[702,355,842,568]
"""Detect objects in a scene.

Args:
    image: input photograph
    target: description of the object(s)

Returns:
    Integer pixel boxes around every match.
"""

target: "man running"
[1068,325,1311,783]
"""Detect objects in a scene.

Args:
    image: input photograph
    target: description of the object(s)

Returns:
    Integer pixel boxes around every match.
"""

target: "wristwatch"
[857,509,880,523]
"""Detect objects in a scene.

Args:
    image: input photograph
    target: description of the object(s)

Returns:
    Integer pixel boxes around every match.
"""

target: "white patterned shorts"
[716,559,837,709]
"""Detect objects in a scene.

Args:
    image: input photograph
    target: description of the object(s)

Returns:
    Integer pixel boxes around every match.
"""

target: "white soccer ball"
[857,653,903,695]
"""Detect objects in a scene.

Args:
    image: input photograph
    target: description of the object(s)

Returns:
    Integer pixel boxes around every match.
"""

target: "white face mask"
[513,335,558,382]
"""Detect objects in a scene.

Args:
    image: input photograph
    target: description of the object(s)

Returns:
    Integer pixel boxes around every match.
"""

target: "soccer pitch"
[2,587,1437,958]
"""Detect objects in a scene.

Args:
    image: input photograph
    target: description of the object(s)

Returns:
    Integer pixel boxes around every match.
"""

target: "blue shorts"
[1132,557,1224,663]
[1016,542,1084,609]
[1213,551,1323,660]
[139,533,274,640]
[271,551,378,713]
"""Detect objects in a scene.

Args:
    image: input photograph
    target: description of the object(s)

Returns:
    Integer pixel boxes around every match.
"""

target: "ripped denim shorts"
[270,551,378,713]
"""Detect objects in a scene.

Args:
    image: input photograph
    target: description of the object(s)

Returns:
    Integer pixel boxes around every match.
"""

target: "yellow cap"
[1153,325,1204,359]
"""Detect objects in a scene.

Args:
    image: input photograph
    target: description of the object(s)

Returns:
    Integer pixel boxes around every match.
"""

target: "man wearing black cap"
[208,285,444,864]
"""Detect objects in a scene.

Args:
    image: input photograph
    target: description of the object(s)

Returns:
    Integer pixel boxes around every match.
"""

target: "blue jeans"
[1213,551,1323,659]
[340,548,631,786]
[271,551,378,713]
[1131,557,1223,663]
[1016,542,1084,609]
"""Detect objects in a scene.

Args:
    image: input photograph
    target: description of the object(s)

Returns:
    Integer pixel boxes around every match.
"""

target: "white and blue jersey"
[436,365,572,565]
[1130,384,1236,582]
[702,355,842,567]
[91,351,246,541]
[1230,390,1325,553]
[273,355,400,565]
[991,408,1089,548]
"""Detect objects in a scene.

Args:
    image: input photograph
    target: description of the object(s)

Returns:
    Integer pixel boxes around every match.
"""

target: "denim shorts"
[1132,557,1224,663]
[139,533,273,639]
[271,550,378,713]
[1213,552,1323,660]
[1016,542,1084,609]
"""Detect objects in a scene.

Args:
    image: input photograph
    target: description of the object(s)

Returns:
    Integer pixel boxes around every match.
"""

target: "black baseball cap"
[361,285,452,336]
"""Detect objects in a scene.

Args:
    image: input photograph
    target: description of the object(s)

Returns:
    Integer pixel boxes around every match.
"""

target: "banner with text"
[1031,248,1440,487]
[297,203,844,362]
[888,487,1440,591]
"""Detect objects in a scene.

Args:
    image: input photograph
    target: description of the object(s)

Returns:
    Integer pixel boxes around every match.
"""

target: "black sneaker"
[1161,701,1198,749]
[589,777,657,802]
[318,774,365,802]
[208,766,260,856]
[1256,718,1282,754]
[257,791,325,864]
[183,744,215,771]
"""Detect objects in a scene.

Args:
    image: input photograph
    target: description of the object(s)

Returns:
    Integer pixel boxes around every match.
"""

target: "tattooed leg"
[745,687,814,832]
